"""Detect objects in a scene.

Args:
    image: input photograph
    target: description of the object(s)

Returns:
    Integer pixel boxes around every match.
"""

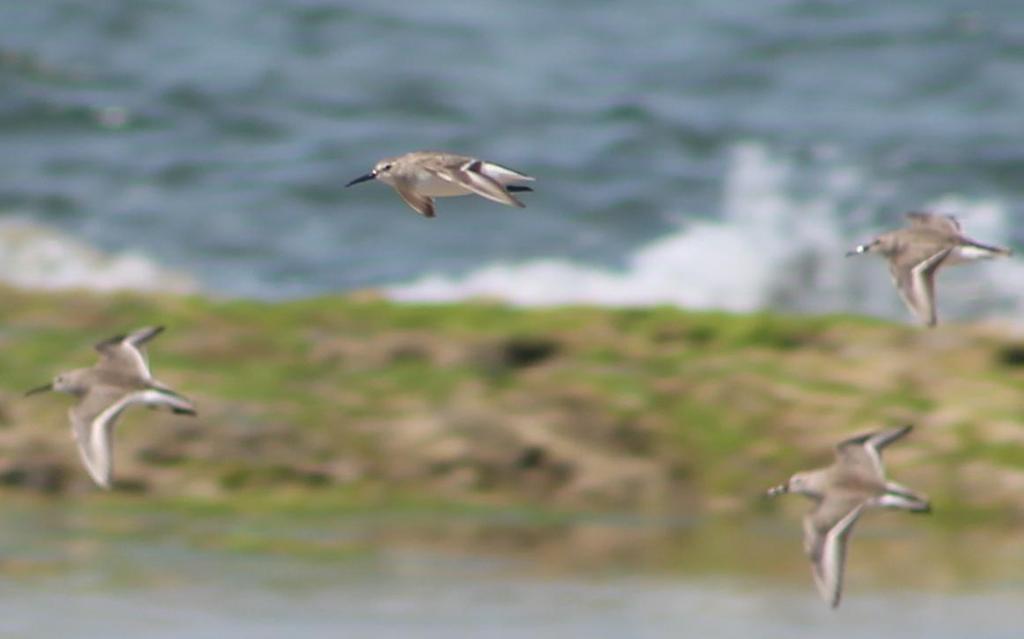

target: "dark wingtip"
[506,185,533,193]
[885,424,914,440]
[95,333,127,351]
[133,325,166,345]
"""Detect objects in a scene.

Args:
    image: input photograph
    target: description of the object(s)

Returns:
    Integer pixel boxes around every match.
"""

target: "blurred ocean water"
[1,500,1022,638]
[1,0,1022,319]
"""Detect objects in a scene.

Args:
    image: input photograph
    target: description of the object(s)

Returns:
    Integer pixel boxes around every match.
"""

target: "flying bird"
[25,326,197,489]
[345,151,534,218]
[847,212,1012,326]
[766,425,931,608]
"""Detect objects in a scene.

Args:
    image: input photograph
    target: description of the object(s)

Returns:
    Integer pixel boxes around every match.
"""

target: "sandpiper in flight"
[846,212,1012,327]
[766,425,931,608]
[25,326,197,489]
[345,151,534,218]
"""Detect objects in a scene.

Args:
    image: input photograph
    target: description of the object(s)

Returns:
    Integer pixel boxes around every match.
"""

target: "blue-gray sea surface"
[1,1,1023,319]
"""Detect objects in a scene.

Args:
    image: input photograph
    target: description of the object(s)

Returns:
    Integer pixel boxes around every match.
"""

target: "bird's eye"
[381,164,392,171]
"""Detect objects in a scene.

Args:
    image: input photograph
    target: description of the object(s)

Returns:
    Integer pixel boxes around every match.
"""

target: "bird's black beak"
[345,171,376,188]
[24,382,52,397]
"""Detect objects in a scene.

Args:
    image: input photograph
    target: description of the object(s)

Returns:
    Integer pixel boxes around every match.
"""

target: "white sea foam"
[387,144,1024,323]
[0,218,197,294]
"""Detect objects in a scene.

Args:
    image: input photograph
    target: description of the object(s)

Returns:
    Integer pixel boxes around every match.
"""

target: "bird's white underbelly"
[413,175,471,197]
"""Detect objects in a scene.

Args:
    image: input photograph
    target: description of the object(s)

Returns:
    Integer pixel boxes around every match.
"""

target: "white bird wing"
[475,160,534,185]
[94,326,165,379]
[434,160,525,208]
[888,246,953,327]
[70,386,137,489]
[70,386,194,489]
[804,499,868,609]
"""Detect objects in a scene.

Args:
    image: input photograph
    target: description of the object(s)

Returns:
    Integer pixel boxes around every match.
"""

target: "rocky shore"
[0,286,1022,522]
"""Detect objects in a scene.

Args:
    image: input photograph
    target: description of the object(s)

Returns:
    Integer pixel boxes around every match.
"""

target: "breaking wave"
[0,218,197,294]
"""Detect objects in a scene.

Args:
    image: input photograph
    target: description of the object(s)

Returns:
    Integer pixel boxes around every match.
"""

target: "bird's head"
[25,370,87,397]
[346,158,398,188]
[766,471,820,498]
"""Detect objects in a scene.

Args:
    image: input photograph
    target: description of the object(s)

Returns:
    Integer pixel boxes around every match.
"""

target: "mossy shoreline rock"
[0,286,1021,522]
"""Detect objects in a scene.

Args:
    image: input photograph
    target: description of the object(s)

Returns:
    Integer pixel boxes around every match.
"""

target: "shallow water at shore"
[1,498,1020,638]
[4,569,1020,639]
